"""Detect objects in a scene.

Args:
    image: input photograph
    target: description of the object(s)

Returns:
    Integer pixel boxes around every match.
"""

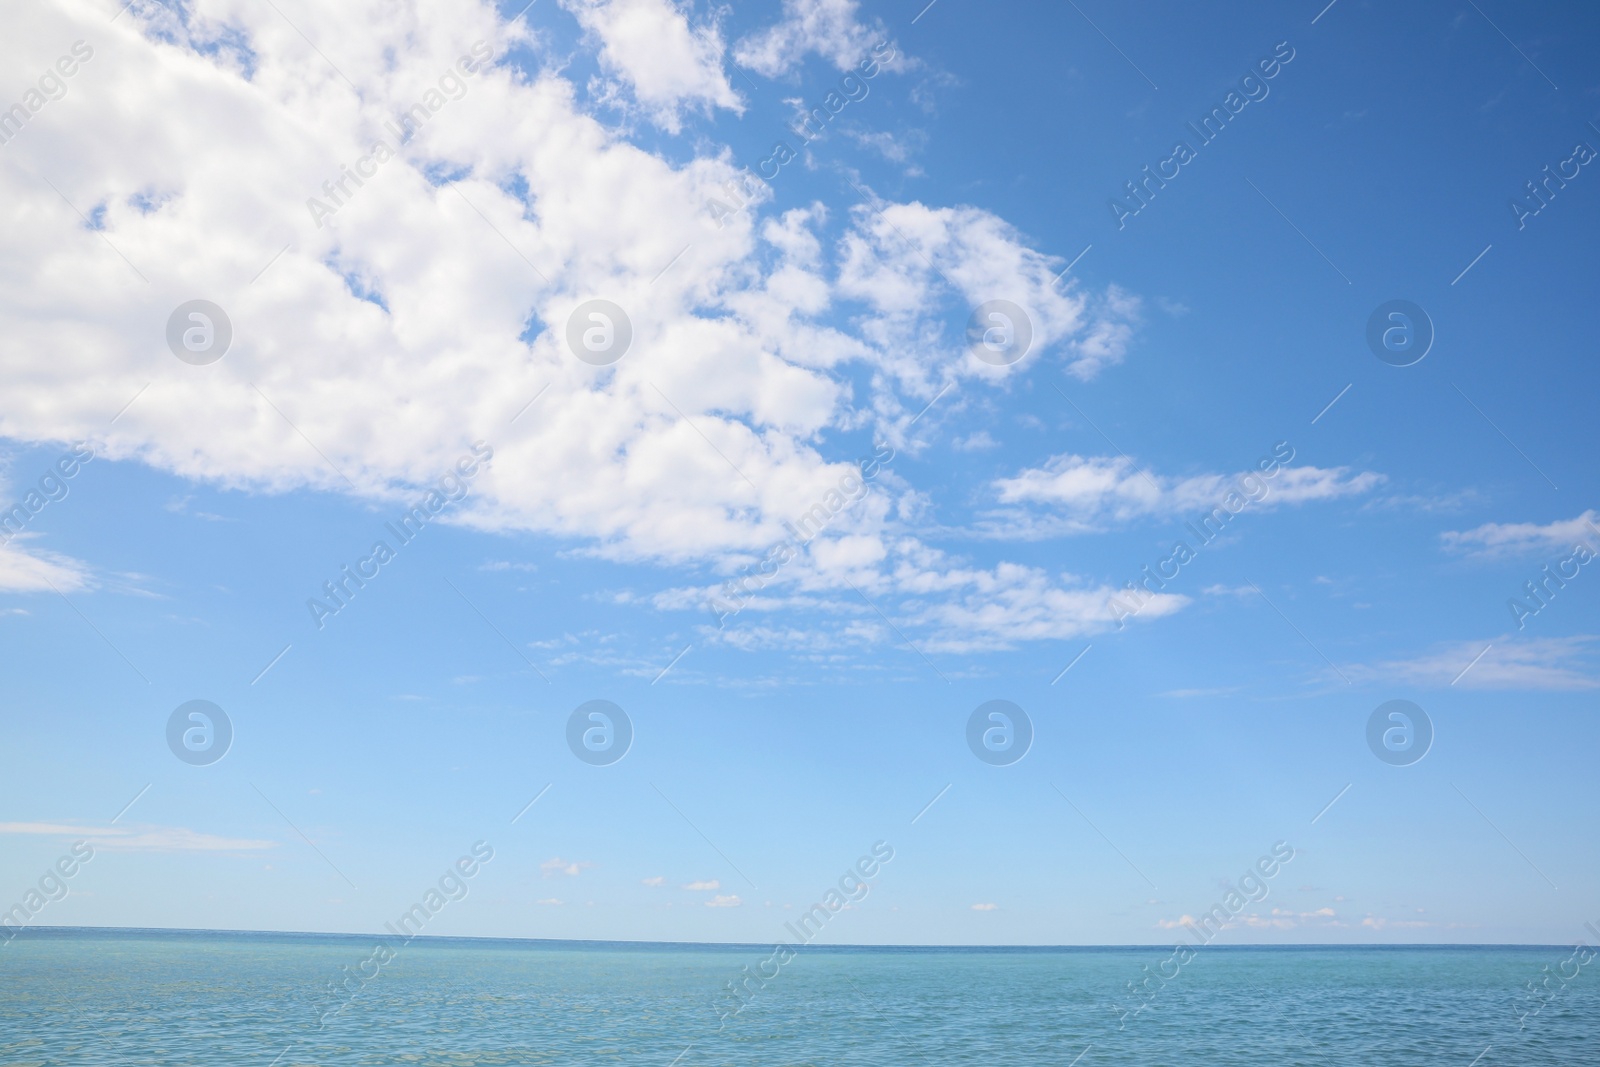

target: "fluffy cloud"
[733,0,888,77]
[682,878,720,890]
[0,0,1160,653]
[560,0,741,131]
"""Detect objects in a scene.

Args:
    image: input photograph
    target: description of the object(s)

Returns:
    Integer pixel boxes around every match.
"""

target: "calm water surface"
[1,929,1595,1065]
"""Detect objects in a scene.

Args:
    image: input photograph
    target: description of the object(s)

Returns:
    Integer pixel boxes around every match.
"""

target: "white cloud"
[970,902,997,911]
[1158,907,1339,931]
[536,897,565,906]
[641,875,666,886]
[734,0,888,78]
[0,822,275,852]
[1343,636,1600,690]
[1441,509,1599,559]
[560,0,741,131]
[705,893,742,907]
[541,857,595,877]
[899,553,1189,653]
[0,541,93,593]
[682,878,720,890]
[952,430,998,452]
[836,200,1140,388]
[988,454,1383,536]
[0,0,1162,657]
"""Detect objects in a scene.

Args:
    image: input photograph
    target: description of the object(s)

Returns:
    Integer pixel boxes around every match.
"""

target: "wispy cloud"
[541,857,596,878]
[1342,636,1600,690]
[1442,509,1598,559]
[683,878,721,891]
[984,454,1383,538]
[0,822,276,852]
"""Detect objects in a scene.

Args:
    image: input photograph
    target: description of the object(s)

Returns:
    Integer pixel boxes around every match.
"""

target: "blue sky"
[1,0,1598,946]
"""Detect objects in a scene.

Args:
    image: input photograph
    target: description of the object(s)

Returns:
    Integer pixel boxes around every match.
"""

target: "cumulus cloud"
[1441,509,1599,559]
[682,878,720,890]
[970,902,997,911]
[0,0,1161,655]
[705,893,742,907]
[733,0,889,77]
[641,875,666,886]
[560,0,741,131]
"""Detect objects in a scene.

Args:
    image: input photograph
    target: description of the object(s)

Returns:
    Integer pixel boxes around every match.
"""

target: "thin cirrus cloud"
[1341,636,1600,691]
[0,541,93,594]
[540,857,596,877]
[0,822,277,853]
[987,453,1384,536]
[1440,509,1599,559]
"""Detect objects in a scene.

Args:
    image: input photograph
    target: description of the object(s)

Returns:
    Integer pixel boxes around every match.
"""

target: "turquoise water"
[1,929,1595,1065]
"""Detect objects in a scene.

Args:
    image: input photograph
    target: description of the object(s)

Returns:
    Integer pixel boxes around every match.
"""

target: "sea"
[1,928,1595,1065]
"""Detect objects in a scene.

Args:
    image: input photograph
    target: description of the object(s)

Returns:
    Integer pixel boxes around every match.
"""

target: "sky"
[1,0,1598,947]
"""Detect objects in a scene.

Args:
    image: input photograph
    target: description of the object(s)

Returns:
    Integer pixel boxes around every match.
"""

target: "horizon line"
[3,925,1581,951]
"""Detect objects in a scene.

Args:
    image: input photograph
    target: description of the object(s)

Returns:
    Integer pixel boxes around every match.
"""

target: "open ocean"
[1,929,1595,1065]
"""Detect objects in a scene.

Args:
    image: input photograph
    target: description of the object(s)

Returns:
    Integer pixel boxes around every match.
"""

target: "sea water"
[1,928,1595,1065]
